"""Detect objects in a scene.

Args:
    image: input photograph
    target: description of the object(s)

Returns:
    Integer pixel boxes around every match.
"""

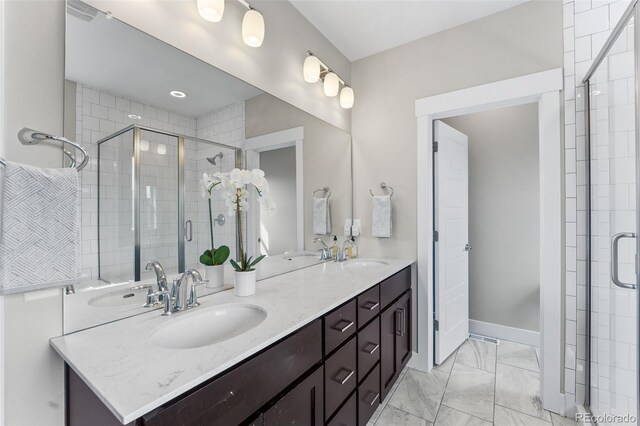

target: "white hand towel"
[0,162,81,293]
[313,196,331,235]
[372,195,392,238]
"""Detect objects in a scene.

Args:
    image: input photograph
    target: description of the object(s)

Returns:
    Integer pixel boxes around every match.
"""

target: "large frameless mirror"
[63,0,352,332]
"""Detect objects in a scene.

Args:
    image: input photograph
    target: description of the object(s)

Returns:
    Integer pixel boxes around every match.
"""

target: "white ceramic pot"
[203,264,224,288]
[234,270,256,297]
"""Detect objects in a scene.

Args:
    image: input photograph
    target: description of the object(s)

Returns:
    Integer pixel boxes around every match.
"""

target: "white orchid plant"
[202,168,275,272]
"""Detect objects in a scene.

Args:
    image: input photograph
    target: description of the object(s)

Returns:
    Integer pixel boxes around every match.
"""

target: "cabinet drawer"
[263,366,323,426]
[357,286,380,328]
[324,337,357,420]
[358,364,380,426]
[324,299,357,355]
[142,320,322,426]
[326,392,356,426]
[358,317,380,383]
[380,267,411,309]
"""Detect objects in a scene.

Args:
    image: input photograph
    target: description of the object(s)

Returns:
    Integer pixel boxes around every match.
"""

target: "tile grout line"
[493,341,498,424]
[432,348,459,424]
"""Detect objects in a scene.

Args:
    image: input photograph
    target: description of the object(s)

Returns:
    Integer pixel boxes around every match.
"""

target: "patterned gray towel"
[0,161,81,293]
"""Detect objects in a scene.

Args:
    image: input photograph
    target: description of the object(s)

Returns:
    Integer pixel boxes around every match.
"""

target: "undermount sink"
[88,285,151,308]
[149,304,267,350]
[343,260,389,270]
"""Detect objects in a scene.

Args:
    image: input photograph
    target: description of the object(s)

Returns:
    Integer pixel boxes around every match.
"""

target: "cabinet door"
[263,366,323,426]
[395,291,411,371]
[380,303,397,400]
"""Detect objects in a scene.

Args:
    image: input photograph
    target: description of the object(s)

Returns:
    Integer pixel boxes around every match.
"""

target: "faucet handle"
[148,290,171,315]
[188,281,207,308]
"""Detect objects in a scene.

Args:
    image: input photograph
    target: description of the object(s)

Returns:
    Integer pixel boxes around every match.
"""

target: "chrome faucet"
[337,239,355,262]
[144,260,169,307]
[159,268,206,316]
[314,237,332,260]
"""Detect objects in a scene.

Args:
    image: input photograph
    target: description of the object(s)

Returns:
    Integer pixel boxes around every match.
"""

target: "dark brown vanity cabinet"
[263,366,324,425]
[67,266,412,426]
[380,290,412,400]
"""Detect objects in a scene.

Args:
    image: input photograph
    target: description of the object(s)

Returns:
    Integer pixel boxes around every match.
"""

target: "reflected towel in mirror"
[372,195,392,238]
[313,196,331,235]
[0,162,81,293]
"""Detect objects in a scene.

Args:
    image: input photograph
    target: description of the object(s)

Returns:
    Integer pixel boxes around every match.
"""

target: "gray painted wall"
[444,103,540,332]
[1,1,66,424]
[246,93,352,250]
[350,0,563,260]
[259,147,297,255]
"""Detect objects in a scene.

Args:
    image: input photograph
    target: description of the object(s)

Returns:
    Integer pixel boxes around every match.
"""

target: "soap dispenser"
[331,235,339,258]
[349,237,358,258]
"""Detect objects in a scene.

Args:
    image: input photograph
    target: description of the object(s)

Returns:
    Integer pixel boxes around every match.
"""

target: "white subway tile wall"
[75,82,244,281]
[563,0,637,417]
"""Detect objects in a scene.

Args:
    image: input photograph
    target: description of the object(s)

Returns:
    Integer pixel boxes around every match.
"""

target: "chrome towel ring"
[0,128,89,171]
[370,182,394,197]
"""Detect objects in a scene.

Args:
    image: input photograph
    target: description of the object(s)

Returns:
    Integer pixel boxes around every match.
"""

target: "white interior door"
[434,120,469,364]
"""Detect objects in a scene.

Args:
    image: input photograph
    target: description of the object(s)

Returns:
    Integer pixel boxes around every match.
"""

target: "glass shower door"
[586,10,638,421]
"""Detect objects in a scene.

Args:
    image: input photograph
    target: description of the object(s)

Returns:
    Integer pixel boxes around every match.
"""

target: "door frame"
[244,127,304,256]
[414,68,564,414]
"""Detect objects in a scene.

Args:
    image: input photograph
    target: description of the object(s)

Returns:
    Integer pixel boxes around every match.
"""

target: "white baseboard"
[469,319,540,347]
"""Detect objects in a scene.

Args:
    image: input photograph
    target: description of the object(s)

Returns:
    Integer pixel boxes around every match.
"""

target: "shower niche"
[97,125,240,284]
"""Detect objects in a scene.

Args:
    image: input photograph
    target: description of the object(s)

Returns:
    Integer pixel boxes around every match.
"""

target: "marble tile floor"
[369,339,580,426]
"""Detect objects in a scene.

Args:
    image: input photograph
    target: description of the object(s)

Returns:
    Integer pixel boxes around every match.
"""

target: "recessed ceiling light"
[128,114,142,120]
[592,90,601,96]
[170,90,187,98]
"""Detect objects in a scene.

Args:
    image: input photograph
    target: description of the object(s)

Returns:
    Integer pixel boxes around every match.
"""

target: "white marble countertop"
[50,258,414,424]
[63,252,326,333]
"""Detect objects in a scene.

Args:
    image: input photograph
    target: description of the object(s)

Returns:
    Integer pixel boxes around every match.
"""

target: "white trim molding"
[415,68,564,414]
[245,127,304,253]
[469,320,540,347]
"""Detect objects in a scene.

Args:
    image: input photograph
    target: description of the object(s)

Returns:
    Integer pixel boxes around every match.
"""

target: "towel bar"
[0,128,89,171]
[370,182,394,197]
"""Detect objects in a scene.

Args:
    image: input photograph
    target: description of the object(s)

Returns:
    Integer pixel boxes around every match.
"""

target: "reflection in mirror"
[63,1,351,333]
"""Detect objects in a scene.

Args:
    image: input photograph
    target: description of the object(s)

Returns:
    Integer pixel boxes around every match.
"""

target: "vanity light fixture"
[323,72,339,97]
[303,51,354,109]
[140,139,150,152]
[196,0,265,48]
[197,0,225,22]
[157,144,167,155]
[340,86,354,109]
[242,6,265,47]
[170,90,187,98]
[303,55,321,83]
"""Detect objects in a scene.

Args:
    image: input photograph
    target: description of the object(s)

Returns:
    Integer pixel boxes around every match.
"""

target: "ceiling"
[289,0,529,61]
[66,8,263,118]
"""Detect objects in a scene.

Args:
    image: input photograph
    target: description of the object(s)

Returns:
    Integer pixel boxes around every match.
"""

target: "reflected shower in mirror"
[63,1,352,332]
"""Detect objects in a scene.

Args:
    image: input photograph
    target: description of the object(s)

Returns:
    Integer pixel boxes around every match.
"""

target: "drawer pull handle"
[364,391,380,406]
[331,319,355,333]
[331,367,355,385]
[363,301,379,311]
[363,343,380,355]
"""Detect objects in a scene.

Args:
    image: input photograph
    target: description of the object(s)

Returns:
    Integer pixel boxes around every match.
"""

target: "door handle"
[184,220,193,242]
[464,243,472,252]
[611,232,637,289]
[395,308,405,337]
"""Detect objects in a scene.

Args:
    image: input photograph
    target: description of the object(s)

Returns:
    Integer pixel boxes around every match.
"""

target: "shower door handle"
[184,220,193,242]
[610,232,637,289]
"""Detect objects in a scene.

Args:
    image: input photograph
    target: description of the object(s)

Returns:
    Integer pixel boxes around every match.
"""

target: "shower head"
[207,152,224,166]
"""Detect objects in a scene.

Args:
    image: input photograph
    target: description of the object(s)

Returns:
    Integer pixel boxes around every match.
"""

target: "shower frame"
[97,124,242,282]
[581,0,640,417]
